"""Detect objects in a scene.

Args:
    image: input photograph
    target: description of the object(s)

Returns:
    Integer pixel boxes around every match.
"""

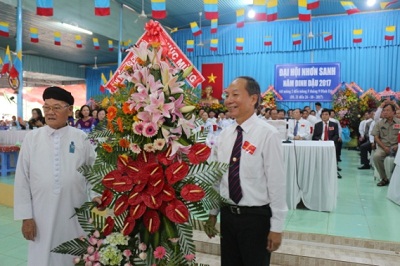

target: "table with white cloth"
[282,140,338,212]
[0,130,29,145]
[387,144,400,205]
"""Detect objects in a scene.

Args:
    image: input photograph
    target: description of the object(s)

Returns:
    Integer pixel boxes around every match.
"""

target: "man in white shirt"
[287,108,312,140]
[14,87,101,266]
[315,102,322,120]
[359,111,372,146]
[207,76,287,266]
[302,109,318,126]
[358,110,375,169]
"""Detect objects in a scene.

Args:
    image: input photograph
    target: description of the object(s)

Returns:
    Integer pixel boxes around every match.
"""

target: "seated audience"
[75,105,95,133]
[18,108,45,130]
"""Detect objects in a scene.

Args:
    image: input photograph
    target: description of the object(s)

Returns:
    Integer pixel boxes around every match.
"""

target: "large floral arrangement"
[332,87,360,137]
[52,21,227,266]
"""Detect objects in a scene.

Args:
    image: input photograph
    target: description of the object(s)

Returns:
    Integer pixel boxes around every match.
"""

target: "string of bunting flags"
[0,1,398,53]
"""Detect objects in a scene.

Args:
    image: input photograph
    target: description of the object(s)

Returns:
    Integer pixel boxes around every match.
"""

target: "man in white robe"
[14,86,101,266]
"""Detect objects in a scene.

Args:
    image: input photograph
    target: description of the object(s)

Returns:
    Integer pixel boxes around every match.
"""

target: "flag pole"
[16,0,23,119]
[118,3,123,66]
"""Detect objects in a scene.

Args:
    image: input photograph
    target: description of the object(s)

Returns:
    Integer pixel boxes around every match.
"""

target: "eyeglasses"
[42,105,70,112]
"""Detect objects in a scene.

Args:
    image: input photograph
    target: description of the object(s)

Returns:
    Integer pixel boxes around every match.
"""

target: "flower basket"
[51,20,228,266]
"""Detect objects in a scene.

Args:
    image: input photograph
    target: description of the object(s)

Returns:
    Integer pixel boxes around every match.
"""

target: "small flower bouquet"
[261,91,277,109]
[52,20,227,266]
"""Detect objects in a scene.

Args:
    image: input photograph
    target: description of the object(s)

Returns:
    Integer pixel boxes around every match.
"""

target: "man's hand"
[204,215,218,238]
[267,231,282,252]
[22,219,36,241]
[92,196,105,211]
[371,143,376,150]
[383,146,391,155]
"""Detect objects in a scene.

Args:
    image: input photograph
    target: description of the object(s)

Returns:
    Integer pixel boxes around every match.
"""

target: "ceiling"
[0,0,399,84]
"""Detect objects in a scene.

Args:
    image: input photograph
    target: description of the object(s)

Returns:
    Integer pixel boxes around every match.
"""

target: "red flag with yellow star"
[201,63,224,100]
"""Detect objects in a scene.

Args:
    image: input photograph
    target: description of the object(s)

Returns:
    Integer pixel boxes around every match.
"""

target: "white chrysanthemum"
[143,143,155,153]
[153,138,165,150]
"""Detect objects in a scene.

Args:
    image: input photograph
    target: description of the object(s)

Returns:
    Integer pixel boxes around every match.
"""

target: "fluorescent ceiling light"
[61,23,93,35]
[248,9,255,19]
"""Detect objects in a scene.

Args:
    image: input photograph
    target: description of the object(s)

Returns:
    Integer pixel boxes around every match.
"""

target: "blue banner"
[275,63,341,101]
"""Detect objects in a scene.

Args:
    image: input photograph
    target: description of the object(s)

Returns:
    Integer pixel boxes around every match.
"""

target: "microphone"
[282,117,292,143]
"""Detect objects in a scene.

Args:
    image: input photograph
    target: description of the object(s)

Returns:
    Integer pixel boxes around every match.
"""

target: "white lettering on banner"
[301,67,318,76]
[279,68,290,77]
[290,67,301,77]
[283,79,294,87]
[106,24,205,92]
[319,67,336,76]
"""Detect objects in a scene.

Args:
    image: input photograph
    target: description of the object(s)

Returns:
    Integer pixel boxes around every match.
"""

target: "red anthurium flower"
[158,202,168,217]
[181,184,205,202]
[157,147,176,166]
[125,160,143,179]
[137,151,157,164]
[103,216,115,236]
[165,161,189,185]
[114,195,129,216]
[159,183,176,202]
[128,191,142,206]
[117,154,131,170]
[165,199,189,224]
[112,174,134,192]
[143,210,161,234]
[187,143,211,164]
[132,182,147,193]
[122,216,136,236]
[142,192,163,209]
[146,173,164,196]
[98,189,114,209]
[129,202,147,220]
[102,170,121,189]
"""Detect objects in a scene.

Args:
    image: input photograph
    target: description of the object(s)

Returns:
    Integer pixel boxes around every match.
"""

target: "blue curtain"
[86,66,117,100]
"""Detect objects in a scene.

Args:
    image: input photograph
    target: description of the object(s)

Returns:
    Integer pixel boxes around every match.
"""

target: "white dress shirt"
[287,118,312,140]
[329,118,342,138]
[307,115,319,126]
[213,114,287,232]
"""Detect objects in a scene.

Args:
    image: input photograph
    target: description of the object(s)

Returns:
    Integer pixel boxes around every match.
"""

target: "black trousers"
[220,205,272,266]
[360,140,371,165]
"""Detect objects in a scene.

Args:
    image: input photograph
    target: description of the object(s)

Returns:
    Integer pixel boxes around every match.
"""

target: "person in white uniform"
[14,86,102,266]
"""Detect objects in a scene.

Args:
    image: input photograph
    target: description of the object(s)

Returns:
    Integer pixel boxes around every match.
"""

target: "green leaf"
[176,223,196,257]
[51,238,89,256]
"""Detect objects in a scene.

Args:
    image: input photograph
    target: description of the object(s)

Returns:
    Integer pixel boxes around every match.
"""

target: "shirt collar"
[232,113,258,134]
[45,124,69,137]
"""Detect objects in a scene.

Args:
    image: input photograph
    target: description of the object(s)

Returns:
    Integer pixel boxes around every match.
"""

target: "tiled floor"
[0,149,399,265]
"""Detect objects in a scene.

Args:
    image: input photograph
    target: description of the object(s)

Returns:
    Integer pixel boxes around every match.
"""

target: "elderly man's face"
[43,99,72,129]
[292,109,301,120]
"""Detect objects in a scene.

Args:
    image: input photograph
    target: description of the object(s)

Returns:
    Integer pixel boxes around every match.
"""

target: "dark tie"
[228,126,243,204]
[324,122,329,141]
[293,121,299,136]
